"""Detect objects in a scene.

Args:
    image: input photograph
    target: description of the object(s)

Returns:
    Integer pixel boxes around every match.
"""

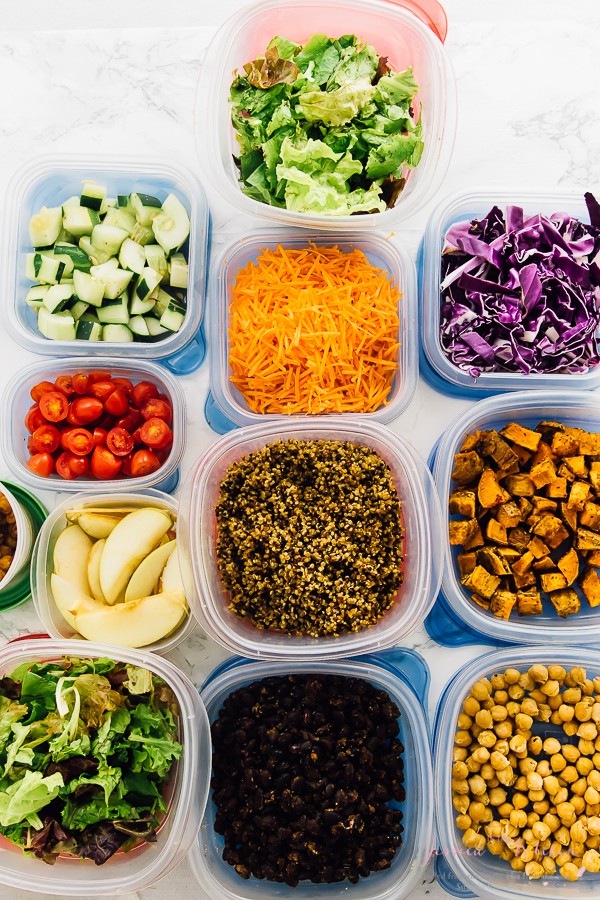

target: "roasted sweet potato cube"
[462,565,501,600]
[514,569,537,589]
[533,515,570,549]
[531,441,555,467]
[557,547,579,586]
[449,490,477,519]
[557,462,576,483]
[528,536,550,559]
[560,502,578,532]
[485,519,508,545]
[496,547,521,561]
[508,527,530,550]
[452,452,484,485]
[530,459,558,489]
[519,498,533,518]
[531,496,558,514]
[480,431,520,472]
[577,528,600,551]
[580,501,600,532]
[540,571,568,593]
[477,547,512,576]
[547,478,568,499]
[578,432,600,455]
[580,567,600,608]
[470,594,491,611]
[511,551,534,577]
[505,474,536,497]
[500,422,542,452]
[511,445,532,468]
[564,456,588,478]
[587,549,600,566]
[568,481,591,511]
[490,590,517,620]
[549,588,581,618]
[517,589,543,616]
[478,469,511,509]
[459,430,483,453]
[536,420,564,443]
[552,432,580,457]
[533,556,556,572]
[464,522,485,550]
[590,462,600,492]
[457,552,478,578]
[449,519,478,546]
[497,501,523,529]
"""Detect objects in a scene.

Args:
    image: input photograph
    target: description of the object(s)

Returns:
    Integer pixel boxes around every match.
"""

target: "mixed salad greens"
[0,656,182,865]
[230,34,424,215]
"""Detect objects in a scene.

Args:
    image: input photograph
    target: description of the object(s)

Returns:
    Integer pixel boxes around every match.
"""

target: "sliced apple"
[99,508,173,605]
[124,540,176,603]
[51,573,99,630]
[77,512,125,540]
[74,590,188,648]
[160,545,185,594]
[53,525,93,596]
[87,539,107,603]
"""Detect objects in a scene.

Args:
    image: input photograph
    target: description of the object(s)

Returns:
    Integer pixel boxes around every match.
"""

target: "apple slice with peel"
[87,539,107,603]
[99,508,173,605]
[53,524,93,596]
[77,513,123,540]
[124,540,176,603]
[74,590,188,648]
[160,545,185,594]
[51,573,99,630]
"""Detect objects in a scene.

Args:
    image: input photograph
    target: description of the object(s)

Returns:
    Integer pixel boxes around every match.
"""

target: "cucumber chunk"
[131,192,162,227]
[119,238,146,274]
[43,283,75,313]
[73,269,105,307]
[91,223,129,256]
[80,181,106,211]
[97,295,130,325]
[145,244,168,280]
[62,205,99,238]
[152,193,190,253]
[160,299,186,332]
[38,307,76,341]
[143,317,170,341]
[129,315,150,337]
[103,323,134,342]
[90,261,133,300]
[134,267,162,301]
[70,299,90,321]
[29,207,63,248]
[130,294,156,316]
[169,251,189,289]
[76,318,102,340]
[104,207,136,233]
[54,242,91,271]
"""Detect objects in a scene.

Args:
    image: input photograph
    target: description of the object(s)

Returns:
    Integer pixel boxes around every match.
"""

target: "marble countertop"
[0,1,598,897]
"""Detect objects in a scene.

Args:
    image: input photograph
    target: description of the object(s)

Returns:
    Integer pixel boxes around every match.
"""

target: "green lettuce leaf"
[297,78,375,126]
[0,698,28,753]
[129,733,182,779]
[266,35,301,60]
[326,43,378,89]
[294,34,341,85]
[365,130,424,179]
[373,67,420,106]
[93,707,131,760]
[20,672,57,711]
[63,764,122,806]
[243,45,299,90]
[61,794,142,831]
[74,675,122,729]
[0,771,63,827]
[123,666,154,696]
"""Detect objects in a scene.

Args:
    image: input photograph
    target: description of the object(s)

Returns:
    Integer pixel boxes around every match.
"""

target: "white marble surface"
[0,1,599,897]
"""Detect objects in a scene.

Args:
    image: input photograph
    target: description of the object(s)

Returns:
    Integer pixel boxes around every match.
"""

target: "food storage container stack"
[0,480,47,611]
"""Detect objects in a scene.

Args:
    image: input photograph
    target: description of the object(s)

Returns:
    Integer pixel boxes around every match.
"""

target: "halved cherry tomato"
[132,426,144,445]
[91,445,122,479]
[132,381,158,408]
[31,424,61,454]
[27,452,54,477]
[90,381,116,402]
[130,448,161,477]
[56,451,79,480]
[63,427,94,456]
[39,391,69,422]
[27,436,37,455]
[141,397,172,423]
[120,453,134,477]
[104,388,129,417]
[88,370,112,384]
[68,397,104,425]
[65,454,90,478]
[30,381,56,403]
[25,405,46,434]
[106,427,134,457]
[139,417,172,450]
[72,373,91,395]
[93,427,108,447]
[112,377,133,395]
[55,375,75,396]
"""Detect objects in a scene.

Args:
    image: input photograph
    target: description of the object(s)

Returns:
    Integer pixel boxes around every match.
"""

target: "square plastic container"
[0,636,210,896]
[431,389,600,646]
[190,648,434,900]
[419,190,600,397]
[178,418,442,660]
[0,480,47,611]
[433,645,600,900]
[0,357,185,494]
[196,0,456,231]
[205,230,418,433]
[4,154,209,374]
[31,489,196,654]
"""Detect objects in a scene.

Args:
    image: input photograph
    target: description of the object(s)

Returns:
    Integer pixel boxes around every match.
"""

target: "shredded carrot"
[228,243,402,415]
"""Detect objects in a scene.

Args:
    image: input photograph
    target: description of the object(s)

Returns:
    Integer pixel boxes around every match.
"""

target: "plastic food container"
[433,644,600,900]
[178,418,442,659]
[429,389,600,647]
[0,357,185,494]
[419,190,600,398]
[0,636,210,896]
[0,480,47,610]
[205,231,418,434]
[190,648,434,900]
[4,154,209,374]
[196,0,456,231]
[31,489,195,654]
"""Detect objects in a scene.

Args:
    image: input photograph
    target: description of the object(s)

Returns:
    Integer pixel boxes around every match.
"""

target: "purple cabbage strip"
[439,197,600,377]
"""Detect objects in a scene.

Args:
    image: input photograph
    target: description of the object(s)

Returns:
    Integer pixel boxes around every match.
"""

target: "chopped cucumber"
[143,317,170,341]
[78,235,111,265]
[129,315,150,337]
[36,253,66,285]
[73,269,105,307]
[104,207,136,233]
[43,283,74,313]
[134,267,162,301]
[28,206,63,248]
[100,197,117,215]
[38,307,76,341]
[130,294,156,316]
[117,194,130,208]
[169,251,189,289]
[54,242,91,271]
[103,323,134,342]
[80,181,106,212]
[119,238,146,274]
[97,295,130,325]
[131,192,162,226]
[145,244,168,280]
[90,260,133,299]
[63,205,99,237]
[70,299,89,320]
[26,285,49,305]
[160,298,186,332]
[152,193,190,253]
[62,195,80,209]
[91,223,129,256]
[76,317,103,340]
[153,288,175,317]
[130,222,154,245]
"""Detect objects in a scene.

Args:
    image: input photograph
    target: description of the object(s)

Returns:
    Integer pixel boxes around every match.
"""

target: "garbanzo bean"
[583,848,600,872]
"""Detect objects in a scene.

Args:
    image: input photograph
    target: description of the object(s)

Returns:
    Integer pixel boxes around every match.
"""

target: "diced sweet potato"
[533,557,556,572]
[496,547,521,562]
[449,520,478,546]
[518,498,534,518]
[517,589,543,616]
[540,571,568,593]
[528,536,550,559]
[464,522,485,550]
[557,547,579,586]
[533,515,570,549]
[457,551,478,578]
[508,527,530,550]
[478,468,511,509]
[511,445,532,468]
[580,567,600,608]
[580,501,600,532]
[577,528,600,551]
[505,474,535,497]
[500,422,542,452]
[490,590,517,620]
[497,501,523,529]
[477,547,512,576]
[462,565,501,600]
[459,430,483,453]
[536,421,564,443]
[513,570,537,590]
[590,462,600,493]
[531,496,558,514]
[552,432,580,458]
[557,462,576,483]
[485,519,508,545]
[549,588,581,618]
[470,594,491,611]
[530,441,555,467]
[564,456,588,478]
[560,502,578,532]
[587,549,600,566]
[568,481,591,511]
[480,431,520,472]
[530,459,558,489]
[547,478,568,499]
[511,551,534,577]
[578,432,600,455]
[449,490,477,519]
[452,452,484,485]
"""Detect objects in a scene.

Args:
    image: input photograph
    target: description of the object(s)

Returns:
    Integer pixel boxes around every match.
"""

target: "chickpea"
[475,709,493,729]
[541,680,560,697]
[491,751,510,771]
[569,667,587,686]
[526,812,540,828]
[505,668,521,685]
[577,757,594,776]
[468,775,487,796]
[548,695,563,712]
[532,820,551,842]
[528,736,542,755]
[453,747,468,763]
[537,703,552,722]
[587,803,600,818]
[564,722,578,737]
[457,712,473,730]
[495,721,512,740]
[533,800,550,816]
[549,840,562,858]
[572,796,586,815]
[587,835,600,849]
[529,790,545,803]
[519,758,537,775]
[455,730,472,747]
[491,673,507,691]
[480,763,495,781]
[472,680,492,701]
[594,753,600,768]
[580,739,597,757]
[563,744,580,763]
[556,850,573,868]
[521,698,539,717]
[584,679,596,696]
[486,839,504,856]
[508,684,525,701]
[509,734,527,756]
[551,754,567,773]
[510,809,527,828]
[571,777,588,797]
[526,771,543,791]
[485,820,503,839]
[579,722,599,741]
[549,665,567,682]
[469,747,490,766]
[489,787,507,806]
[462,828,486,851]
[560,861,582,881]
[495,739,509,755]
[530,689,547,704]
[513,792,529,810]
[515,713,533,732]
[506,701,521,718]
[519,673,535,692]
[487,776,500,789]
[463,696,481,717]
[510,857,526,872]
[571,841,586,859]
[456,814,471,831]
[500,847,514,862]
[564,688,582,705]
[542,774,560,796]
[453,794,470,814]
[478,730,496,748]
[559,704,575,723]
[583,848,600,872]
[588,771,600,790]
[589,816,600,835]
[576,701,594,723]
[498,802,514,818]
[453,761,469,779]
[554,787,569,805]
[524,860,544,879]
[520,845,535,863]
[466,756,481,773]
[562,765,579,784]
[557,801,576,822]
[493,691,509,707]
[542,856,557,875]
[592,703,600,723]
[571,820,588,843]
[555,825,571,846]
[536,760,551,778]
[498,766,516,788]
[543,737,562,756]
[529,664,548,684]
[469,802,487,823]
[543,812,560,832]
[452,779,470,795]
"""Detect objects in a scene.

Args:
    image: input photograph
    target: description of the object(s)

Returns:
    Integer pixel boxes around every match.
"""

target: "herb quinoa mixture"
[215,439,404,637]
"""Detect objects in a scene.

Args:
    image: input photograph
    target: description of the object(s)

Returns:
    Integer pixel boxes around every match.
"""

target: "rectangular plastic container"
[178,418,442,660]
[30,489,196,654]
[1,357,185,494]
[196,0,456,231]
[206,231,418,432]
[419,190,600,397]
[4,154,209,374]
[0,636,210,896]
[431,389,600,646]
[433,645,600,900]
[190,649,434,900]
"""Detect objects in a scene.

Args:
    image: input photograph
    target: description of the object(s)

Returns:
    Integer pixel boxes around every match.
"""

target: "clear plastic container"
[205,230,418,433]
[419,190,600,397]
[31,489,195,654]
[4,154,209,374]
[0,481,47,611]
[433,645,600,900]
[0,357,185,494]
[0,481,33,592]
[190,648,434,900]
[178,418,443,659]
[196,0,456,231]
[430,389,600,646]
[0,636,210,896]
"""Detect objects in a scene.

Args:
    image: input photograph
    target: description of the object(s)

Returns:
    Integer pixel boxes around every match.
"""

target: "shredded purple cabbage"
[439,194,600,377]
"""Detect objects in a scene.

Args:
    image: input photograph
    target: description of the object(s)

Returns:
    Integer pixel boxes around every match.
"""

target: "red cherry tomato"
[90,380,116,402]
[27,436,37,455]
[31,424,61,454]
[132,381,159,408]
[132,426,144,445]
[106,427,134,457]
[91,445,122,479]
[139,417,172,450]
[54,375,75,396]
[30,381,57,403]
[62,427,94,456]
[25,405,46,434]
[27,452,54,477]
[93,427,108,447]
[65,454,90,478]
[72,373,91,395]
[39,391,69,422]
[112,377,133,395]
[55,452,79,480]
[130,448,161,477]
[88,370,112,384]
[141,397,172,423]
[68,397,104,425]
[104,388,129,417]
[120,453,134,477]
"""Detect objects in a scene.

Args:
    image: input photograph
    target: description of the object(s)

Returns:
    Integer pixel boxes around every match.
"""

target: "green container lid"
[0,482,47,612]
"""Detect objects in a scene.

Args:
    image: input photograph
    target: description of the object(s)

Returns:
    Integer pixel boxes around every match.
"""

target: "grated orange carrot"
[228,243,402,415]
